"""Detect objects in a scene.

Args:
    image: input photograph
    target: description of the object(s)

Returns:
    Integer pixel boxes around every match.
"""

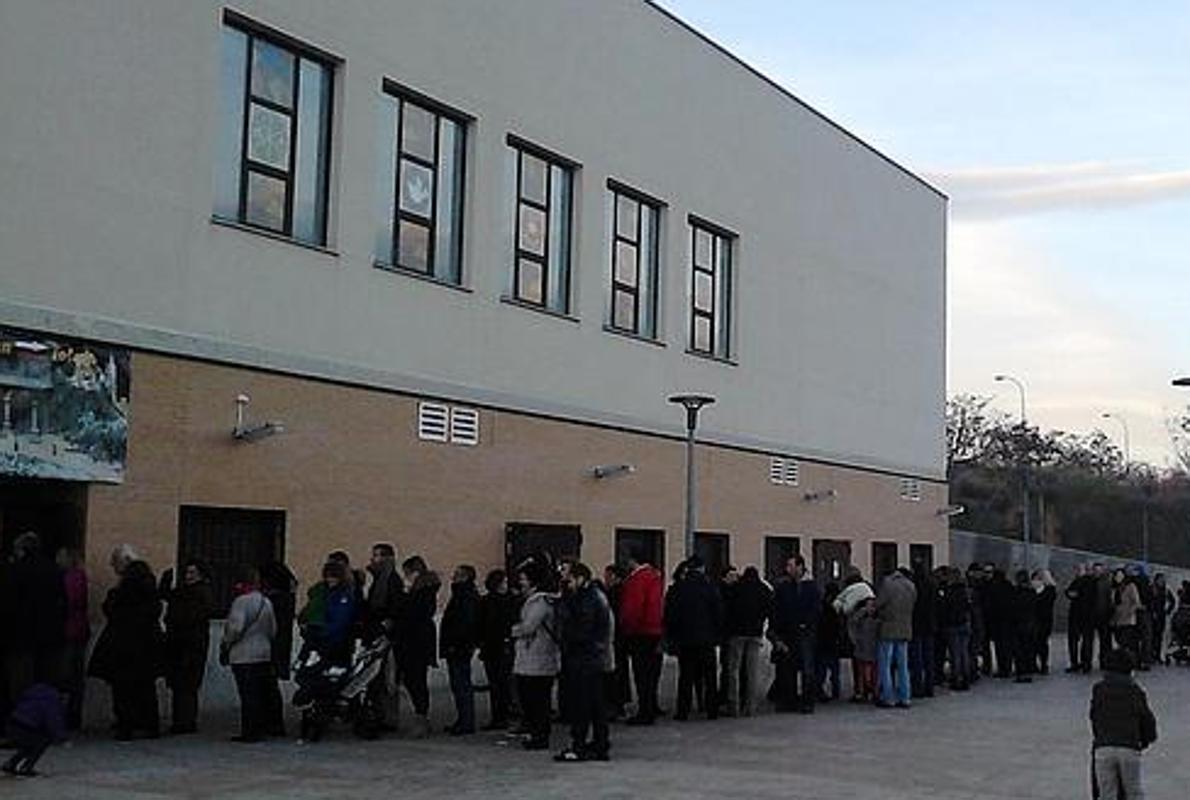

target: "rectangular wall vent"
[769,457,799,486]
[450,407,480,446]
[899,478,922,502]
[417,402,449,442]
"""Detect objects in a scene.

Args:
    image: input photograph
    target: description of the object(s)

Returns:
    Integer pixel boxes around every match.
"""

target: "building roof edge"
[641,0,949,202]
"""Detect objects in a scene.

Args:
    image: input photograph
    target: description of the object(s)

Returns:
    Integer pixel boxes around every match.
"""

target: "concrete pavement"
[6,662,1187,799]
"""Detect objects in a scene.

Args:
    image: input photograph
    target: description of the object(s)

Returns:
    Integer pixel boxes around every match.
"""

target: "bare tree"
[1167,406,1190,472]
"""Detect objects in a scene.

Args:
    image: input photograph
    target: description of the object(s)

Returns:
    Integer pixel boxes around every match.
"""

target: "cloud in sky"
[948,221,1183,466]
[928,161,1190,219]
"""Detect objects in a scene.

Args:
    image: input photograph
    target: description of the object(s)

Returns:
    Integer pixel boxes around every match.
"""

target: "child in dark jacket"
[1090,649,1157,800]
[3,683,66,777]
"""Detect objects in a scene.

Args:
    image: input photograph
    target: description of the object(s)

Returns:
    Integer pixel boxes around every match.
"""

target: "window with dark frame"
[510,139,574,313]
[608,182,661,339]
[215,16,334,246]
[689,218,734,358]
[377,84,467,283]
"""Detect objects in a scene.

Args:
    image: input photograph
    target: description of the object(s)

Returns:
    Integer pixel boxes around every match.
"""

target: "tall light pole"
[994,374,1027,424]
[994,373,1031,569]
[1100,412,1131,467]
[668,393,716,560]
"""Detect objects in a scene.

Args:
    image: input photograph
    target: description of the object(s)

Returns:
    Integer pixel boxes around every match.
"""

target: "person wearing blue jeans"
[873,568,917,709]
[877,639,910,706]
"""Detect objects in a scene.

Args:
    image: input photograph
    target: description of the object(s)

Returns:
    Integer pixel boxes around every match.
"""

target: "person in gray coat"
[222,565,281,743]
[875,567,917,709]
[511,561,560,751]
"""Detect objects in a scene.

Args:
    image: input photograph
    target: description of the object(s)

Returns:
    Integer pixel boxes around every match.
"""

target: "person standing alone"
[1090,649,1157,800]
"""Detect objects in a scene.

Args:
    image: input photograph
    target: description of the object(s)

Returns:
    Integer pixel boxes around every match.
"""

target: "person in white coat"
[222,565,281,743]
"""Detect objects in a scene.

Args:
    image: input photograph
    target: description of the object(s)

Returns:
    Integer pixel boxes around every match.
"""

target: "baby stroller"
[293,637,391,741]
[1167,605,1190,665]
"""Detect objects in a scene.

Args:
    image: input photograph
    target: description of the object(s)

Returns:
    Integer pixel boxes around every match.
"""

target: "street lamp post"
[668,393,716,560]
[994,374,1032,570]
[1100,412,1132,467]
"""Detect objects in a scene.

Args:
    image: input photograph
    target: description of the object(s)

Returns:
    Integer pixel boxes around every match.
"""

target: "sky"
[655,0,1190,466]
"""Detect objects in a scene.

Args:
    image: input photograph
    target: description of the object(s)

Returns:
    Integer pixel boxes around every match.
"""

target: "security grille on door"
[417,402,480,446]
[899,478,922,502]
[769,457,799,486]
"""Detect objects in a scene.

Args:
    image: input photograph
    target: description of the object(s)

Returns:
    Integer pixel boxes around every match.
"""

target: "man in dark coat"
[160,559,215,734]
[723,566,772,716]
[769,555,820,713]
[1066,564,1097,673]
[477,569,519,730]
[909,565,938,699]
[663,556,724,720]
[1,533,66,704]
[1091,563,1115,669]
[1090,649,1157,799]
[440,565,480,736]
[399,555,440,738]
[364,543,405,731]
[1010,570,1037,683]
[985,568,1016,677]
[555,562,611,762]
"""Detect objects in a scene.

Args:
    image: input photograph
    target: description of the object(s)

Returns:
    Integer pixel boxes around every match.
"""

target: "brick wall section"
[84,352,948,602]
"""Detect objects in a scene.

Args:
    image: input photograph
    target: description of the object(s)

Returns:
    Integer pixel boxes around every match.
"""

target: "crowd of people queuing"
[0,527,1181,775]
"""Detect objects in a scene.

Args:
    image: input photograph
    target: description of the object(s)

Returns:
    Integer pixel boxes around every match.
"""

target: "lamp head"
[1174,377,1190,387]
[668,393,716,411]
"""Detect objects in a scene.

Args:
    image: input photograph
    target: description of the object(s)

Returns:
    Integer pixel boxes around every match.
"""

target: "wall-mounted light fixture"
[936,504,966,518]
[591,464,636,479]
[803,488,838,503]
[233,394,285,443]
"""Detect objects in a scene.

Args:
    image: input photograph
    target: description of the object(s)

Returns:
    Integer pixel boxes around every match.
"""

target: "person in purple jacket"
[3,683,66,777]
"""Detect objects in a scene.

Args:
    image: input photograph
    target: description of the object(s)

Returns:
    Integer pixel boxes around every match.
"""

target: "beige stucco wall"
[84,352,947,598]
[0,0,946,480]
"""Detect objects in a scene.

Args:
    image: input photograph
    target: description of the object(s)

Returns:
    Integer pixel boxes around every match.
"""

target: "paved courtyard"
[8,660,1187,800]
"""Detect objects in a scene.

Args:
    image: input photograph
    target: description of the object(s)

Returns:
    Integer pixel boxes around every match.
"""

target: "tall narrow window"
[608,182,662,339]
[376,83,468,283]
[689,218,734,358]
[215,16,334,246]
[510,137,575,313]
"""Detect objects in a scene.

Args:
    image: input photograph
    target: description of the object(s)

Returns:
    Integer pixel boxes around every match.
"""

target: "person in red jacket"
[619,549,664,725]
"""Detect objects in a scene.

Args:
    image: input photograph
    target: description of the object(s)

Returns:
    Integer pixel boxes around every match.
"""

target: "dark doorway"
[178,505,286,617]
[910,543,935,574]
[812,538,852,587]
[764,535,800,583]
[615,528,665,573]
[871,541,899,582]
[505,522,582,574]
[0,478,87,559]
[693,531,730,581]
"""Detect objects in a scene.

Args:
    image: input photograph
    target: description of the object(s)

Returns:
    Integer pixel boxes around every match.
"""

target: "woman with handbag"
[222,565,282,743]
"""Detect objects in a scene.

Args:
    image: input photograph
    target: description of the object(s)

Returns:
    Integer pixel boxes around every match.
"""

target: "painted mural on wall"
[0,327,131,483]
